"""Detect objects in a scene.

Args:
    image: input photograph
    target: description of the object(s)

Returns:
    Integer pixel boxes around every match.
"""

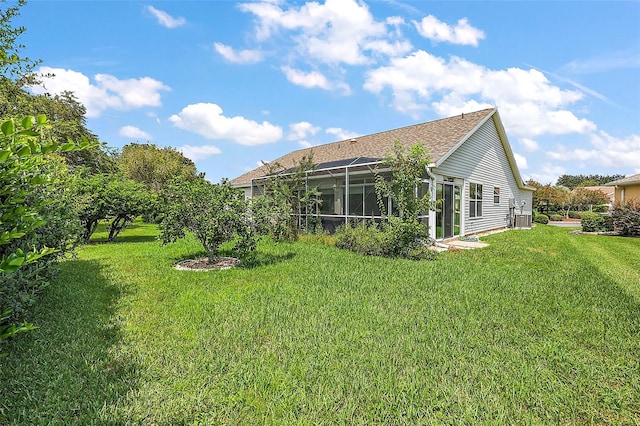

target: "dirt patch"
[174,257,240,271]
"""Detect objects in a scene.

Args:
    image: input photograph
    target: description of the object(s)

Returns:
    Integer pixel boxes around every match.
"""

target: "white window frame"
[469,182,483,218]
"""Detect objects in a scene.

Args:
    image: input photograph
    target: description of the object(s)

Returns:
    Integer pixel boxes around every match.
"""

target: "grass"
[1,223,639,424]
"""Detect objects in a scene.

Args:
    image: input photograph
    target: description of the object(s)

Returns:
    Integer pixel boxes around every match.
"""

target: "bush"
[160,178,255,261]
[335,219,436,260]
[549,214,564,221]
[580,212,614,232]
[534,213,549,224]
[592,204,610,213]
[611,200,640,236]
[568,211,582,219]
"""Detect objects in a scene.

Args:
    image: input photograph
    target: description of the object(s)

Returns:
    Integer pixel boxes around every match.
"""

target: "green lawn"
[1,223,639,424]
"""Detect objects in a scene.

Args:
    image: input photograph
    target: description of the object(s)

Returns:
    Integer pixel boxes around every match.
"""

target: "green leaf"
[21,116,35,130]
[0,150,11,162]
[1,120,14,136]
[60,142,75,152]
[16,145,31,157]
[36,114,48,125]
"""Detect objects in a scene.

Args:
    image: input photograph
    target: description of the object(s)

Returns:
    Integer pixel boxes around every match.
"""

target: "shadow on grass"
[0,259,137,423]
[89,234,159,245]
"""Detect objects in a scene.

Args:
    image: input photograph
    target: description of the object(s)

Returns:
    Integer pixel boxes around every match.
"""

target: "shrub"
[580,212,614,233]
[335,219,436,260]
[568,211,582,219]
[534,213,549,224]
[550,214,564,221]
[611,200,640,236]
[592,204,610,213]
[160,178,256,261]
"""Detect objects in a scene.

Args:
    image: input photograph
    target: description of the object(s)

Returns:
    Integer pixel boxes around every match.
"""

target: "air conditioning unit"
[514,214,531,228]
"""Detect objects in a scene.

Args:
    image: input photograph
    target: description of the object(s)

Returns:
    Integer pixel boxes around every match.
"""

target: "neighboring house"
[605,173,640,204]
[231,108,534,241]
[582,186,615,207]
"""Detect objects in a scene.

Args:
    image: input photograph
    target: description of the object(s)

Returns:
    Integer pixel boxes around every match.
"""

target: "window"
[493,187,500,204]
[469,183,483,218]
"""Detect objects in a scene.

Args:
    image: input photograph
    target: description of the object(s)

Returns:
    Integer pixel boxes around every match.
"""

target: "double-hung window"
[469,183,483,218]
[493,187,500,204]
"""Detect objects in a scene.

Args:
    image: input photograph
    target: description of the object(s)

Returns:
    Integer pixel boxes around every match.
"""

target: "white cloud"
[413,15,485,46]
[547,131,640,169]
[239,0,404,65]
[520,138,539,152]
[288,121,320,141]
[281,66,351,94]
[299,141,314,148]
[528,162,566,185]
[169,103,283,146]
[146,6,186,28]
[214,42,265,64]
[177,144,222,161]
[513,152,528,170]
[32,67,170,117]
[364,50,596,138]
[326,127,359,141]
[119,125,152,140]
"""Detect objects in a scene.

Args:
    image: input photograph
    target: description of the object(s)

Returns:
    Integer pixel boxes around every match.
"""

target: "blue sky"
[16,0,640,184]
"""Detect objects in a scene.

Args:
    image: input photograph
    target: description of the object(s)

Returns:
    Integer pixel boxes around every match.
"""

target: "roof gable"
[231,108,498,186]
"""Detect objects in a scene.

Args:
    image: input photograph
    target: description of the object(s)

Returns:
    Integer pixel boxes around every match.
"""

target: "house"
[231,108,534,240]
[605,173,640,204]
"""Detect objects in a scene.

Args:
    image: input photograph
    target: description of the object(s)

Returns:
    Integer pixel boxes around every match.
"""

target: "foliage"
[374,141,432,221]
[73,172,153,242]
[335,219,436,260]
[2,224,639,423]
[611,199,640,236]
[160,178,255,261]
[556,173,625,189]
[119,143,203,192]
[0,115,95,350]
[0,0,37,82]
[256,154,321,240]
[549,214,564,221]
[533,212,549,224]
[528,180,610,216]
[580,212,614,233]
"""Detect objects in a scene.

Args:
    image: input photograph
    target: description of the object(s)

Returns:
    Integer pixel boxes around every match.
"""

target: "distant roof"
[582,186,615,202]
[605,173,640,186]
[231,108,496,186]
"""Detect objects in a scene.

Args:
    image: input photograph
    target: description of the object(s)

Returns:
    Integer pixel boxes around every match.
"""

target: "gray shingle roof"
[231,108,496,186]
[605,173,640,186]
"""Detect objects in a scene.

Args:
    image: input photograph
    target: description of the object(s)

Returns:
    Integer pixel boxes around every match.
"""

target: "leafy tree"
[572,187,610,211]
[0,0,37,82]
[74,172,153,242]
[375,141,432,221]
[556,174,625,189]
[254,154,321,240]
[373,141,434,257]
[119,143,202,192]
[160,179,255,261]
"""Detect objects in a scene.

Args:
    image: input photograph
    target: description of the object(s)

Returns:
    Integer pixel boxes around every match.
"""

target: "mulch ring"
[174,256,240,271]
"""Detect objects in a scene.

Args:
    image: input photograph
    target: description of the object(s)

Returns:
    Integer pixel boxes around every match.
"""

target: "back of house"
[232,108,534,241]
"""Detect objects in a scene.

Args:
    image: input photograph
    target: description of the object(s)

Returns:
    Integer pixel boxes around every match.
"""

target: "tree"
[0,0,37,82]
[375,141,434,255]
[119,143,202,192]
[375,141,432,221]
[74,172,153,242]
[253,154,321,240]
[556,174,625,190]
[160,179,255,261]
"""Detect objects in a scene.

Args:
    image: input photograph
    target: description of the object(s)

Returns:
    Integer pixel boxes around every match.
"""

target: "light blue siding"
[433,116,532,236]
